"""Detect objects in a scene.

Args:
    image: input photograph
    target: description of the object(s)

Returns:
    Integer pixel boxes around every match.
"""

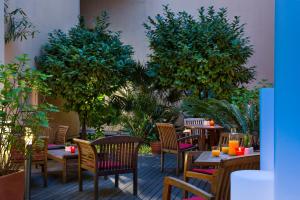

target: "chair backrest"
[74,136,142,173]
[218,133,245,148]
[184,118,205,126]
[156,123,178,150]
[213,154,260,200]
[11,137,48,164]
[54,125,69,145]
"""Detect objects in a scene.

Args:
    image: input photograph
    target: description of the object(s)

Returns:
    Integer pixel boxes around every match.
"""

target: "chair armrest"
[185,171,214,183]
[162,176,214,200]
[73,138,98,171]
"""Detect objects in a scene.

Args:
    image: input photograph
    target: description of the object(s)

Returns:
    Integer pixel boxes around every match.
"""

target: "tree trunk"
[80,111,88,139]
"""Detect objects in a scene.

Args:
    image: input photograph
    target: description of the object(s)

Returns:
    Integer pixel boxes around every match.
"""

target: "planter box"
[150,141,161,155]
[0,170,24,200]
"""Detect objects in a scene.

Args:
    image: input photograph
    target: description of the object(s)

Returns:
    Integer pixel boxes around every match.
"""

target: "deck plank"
[31,154,211,200]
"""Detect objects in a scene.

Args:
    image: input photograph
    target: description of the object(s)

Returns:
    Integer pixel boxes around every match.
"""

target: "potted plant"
[0,55,56,199]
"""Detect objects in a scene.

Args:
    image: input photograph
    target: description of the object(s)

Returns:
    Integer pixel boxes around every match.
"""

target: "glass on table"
[211,146,221,157]
[221,144,229,154]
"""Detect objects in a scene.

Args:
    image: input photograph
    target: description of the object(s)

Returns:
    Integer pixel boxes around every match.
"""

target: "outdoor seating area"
[1,0,299,200]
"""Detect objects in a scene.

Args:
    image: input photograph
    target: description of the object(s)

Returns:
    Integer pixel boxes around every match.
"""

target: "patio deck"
[31,154,210,200]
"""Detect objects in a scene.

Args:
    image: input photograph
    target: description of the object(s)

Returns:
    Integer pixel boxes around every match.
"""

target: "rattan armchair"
[156,123,199,176]
[164,154,260,200]
[74,136,142,200]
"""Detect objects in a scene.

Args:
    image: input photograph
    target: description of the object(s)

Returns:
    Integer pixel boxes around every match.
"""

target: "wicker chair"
[47,125,69,150]
[163,154,260,200]
[156,123,198,176]
[74,136,142,200]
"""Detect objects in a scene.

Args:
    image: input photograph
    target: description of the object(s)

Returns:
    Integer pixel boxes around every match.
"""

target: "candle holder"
[235,147,245,156]
[70,146,76,153]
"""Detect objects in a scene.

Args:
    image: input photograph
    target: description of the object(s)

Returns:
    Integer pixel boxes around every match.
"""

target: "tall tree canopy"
[37,14,135,137]
[144,6,256,99]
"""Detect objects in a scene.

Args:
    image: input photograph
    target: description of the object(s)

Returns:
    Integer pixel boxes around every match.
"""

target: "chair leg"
[133,171,138,196]
[43,163,48,187]
[183,176,189,198]
[115,174,119,188]
[161,152,165,172]
[176,153,180,176]
[181,152,185,171]
[94,175,99,200]
[79,168,83,192]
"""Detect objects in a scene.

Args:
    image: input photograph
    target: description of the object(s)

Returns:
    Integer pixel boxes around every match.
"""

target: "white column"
[0,0,4,64]
[275,0,300,199]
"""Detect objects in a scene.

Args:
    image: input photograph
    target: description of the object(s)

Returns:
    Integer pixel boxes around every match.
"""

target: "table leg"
[200,131,206,151]
[63,159,67,183]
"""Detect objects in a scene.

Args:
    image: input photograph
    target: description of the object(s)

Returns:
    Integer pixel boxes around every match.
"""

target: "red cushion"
[183,196,205,200]
[191,168,216,175]
[179,143,194,150]
[98,161,122,169]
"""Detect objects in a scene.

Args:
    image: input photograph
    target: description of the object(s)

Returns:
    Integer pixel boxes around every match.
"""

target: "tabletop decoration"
[70,146,76,153]
[209,119,215,126]
[235,147,245,156]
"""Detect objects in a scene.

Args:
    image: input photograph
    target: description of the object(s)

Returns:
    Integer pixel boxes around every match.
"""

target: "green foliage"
[182,80,272,135]
[110,85,179,142]
[144,6,255,99]
[4,0,38,43]
[0,55,56,176]
[87,129,104,141]
[36,13,135,137]
[182,97,256,134]
[139,144,152,155]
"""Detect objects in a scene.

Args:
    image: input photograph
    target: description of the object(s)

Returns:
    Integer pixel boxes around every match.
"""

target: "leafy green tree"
[144,6,255,99]
[0,55,56,175]
[36,14,135,138]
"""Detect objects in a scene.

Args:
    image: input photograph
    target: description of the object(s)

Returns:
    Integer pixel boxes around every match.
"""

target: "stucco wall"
[81,0,274,84]
[4,0,81,137]
[0,0,4,64]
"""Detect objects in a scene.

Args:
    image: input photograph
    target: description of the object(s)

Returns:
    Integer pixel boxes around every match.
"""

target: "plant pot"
[150,141,161,155]
[0,170,24,200]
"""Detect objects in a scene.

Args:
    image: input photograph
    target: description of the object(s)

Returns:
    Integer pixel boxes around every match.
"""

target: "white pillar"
[0,0,4,64]
[275,0,300,199]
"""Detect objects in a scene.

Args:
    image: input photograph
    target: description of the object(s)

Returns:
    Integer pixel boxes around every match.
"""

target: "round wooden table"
[184,124,224,150]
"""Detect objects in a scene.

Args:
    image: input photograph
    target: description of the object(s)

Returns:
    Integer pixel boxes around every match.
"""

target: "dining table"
[194,151,260,167]
[184,124,224,150]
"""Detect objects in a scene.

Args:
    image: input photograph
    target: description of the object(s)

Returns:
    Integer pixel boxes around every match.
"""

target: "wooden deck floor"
[31,154,210,200]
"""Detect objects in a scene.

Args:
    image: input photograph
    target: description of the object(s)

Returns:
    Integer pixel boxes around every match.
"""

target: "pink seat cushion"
[183,196,205,200]
[98,161,123,169]
[191,168,216,175]
[179,143,194,150]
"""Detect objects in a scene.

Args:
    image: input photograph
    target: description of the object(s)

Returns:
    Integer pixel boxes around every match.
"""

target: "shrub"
[144,6,255,99]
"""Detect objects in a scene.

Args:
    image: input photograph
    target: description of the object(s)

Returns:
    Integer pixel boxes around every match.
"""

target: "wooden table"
[194,151,260,167]
[47,149,78,183]
[185,124,224,150]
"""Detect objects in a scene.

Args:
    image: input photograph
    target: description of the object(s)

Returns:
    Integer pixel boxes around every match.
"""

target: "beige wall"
[81,0,274,84]
[0,0,4,64]
[5,0,81,137]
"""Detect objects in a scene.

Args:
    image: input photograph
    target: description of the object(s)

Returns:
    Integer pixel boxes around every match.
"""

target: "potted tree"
[0,55,55,199]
